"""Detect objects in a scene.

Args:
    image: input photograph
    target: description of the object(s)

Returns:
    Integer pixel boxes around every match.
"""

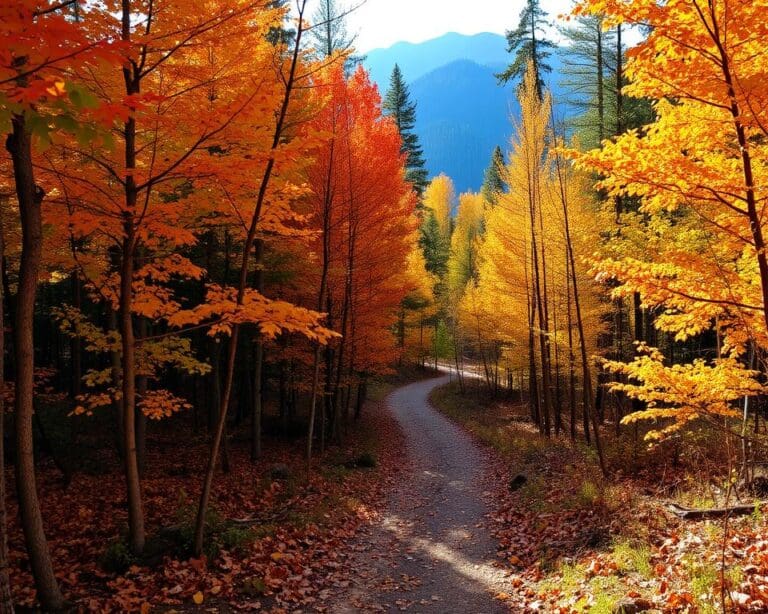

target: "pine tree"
[383,64,429,196]
[306,0,363,68]
[419,211,449,280]
[480,146,506,207]
[559,14,615,147]
[496,0,556,98]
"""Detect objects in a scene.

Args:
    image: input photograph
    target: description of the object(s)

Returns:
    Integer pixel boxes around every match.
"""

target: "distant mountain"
[365,33,570,195]
[365,32,509,91]
[410,59,518,195]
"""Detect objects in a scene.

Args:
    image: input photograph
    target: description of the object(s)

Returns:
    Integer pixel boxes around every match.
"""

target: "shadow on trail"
[330,376,510,613]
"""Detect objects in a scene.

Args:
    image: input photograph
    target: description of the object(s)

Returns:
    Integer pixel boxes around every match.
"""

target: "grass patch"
[612,539,653,578]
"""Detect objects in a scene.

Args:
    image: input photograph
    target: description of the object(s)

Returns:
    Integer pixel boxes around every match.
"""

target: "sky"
[304,0,579,53]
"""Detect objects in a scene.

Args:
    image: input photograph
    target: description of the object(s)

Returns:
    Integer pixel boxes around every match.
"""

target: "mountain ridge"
[365,32,569,194]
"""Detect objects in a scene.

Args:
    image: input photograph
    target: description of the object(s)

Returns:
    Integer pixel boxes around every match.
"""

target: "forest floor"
[429,380,768,613]
[11,373,768,612]
[6,372,422,612]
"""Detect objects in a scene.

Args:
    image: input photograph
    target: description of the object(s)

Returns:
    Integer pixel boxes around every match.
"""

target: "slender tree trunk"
[321,296,333,453]
[194,0,309,556]
[136,317,148,476]
[524,249,540,425]
[307,345,322,473]
[528,170,551,436]
[566,253,577,441]
[552,294,563,436]
[552,139,606,476]
[615,24,623,138]
[354,377,367,420]
[453,322,465,393]
[7,114,64,609]
[596,20,604,144]
[119,0,146,555]
[629,291,644,425]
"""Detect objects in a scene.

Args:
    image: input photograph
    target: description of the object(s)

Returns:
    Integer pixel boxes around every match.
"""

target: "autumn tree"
[467,64,606,459]
[447,192,484,297]
[573,0,768,442]
[419,174,453,299]
[304,62,418,450]
[307,0,360,67]
[0,1,121,607]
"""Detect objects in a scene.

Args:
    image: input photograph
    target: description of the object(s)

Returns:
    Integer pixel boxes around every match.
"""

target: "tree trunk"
[552,139,606,475]
[119,234,145,554]
[194,0,309,556]
[354,378,367,420]
[565,252,577,441]
[120,0,145,555]
[7,114,64,609]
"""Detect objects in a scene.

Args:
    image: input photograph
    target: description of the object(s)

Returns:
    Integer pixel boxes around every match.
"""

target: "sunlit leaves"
[572,0,768,434]
[608,344,764,441]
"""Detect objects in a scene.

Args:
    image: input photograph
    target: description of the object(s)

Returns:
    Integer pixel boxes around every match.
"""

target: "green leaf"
[53,114,78,133]
[68,83,99,110]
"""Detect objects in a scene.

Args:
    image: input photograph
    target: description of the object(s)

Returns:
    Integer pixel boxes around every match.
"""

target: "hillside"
[409,59,517,195]
[365,33,570,194]
[365,31,509,89]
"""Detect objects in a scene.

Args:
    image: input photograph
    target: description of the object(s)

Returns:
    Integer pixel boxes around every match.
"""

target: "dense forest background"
[2,0,768,611]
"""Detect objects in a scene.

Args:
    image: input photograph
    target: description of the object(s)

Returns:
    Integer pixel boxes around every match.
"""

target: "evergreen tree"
[496,0,556,98]
[306,0,363,69]
[480,146,507,207]
[383,64,429,196]
[419,211,449,281]
[559,14,615,147]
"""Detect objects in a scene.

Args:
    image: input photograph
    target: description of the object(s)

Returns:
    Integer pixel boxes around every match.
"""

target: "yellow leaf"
[270,551,284,562]
[192,591,204,605]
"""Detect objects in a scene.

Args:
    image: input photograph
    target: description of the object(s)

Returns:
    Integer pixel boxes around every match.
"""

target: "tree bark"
[552,137,606,475]
[7,114,64,609]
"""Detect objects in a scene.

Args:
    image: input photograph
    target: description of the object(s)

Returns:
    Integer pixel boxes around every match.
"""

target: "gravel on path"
[329,375,511,614]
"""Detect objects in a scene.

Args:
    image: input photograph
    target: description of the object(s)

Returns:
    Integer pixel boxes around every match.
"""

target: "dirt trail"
[330,375,510,613]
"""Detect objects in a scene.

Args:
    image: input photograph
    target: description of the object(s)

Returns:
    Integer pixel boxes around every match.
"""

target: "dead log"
[666,501,768,520]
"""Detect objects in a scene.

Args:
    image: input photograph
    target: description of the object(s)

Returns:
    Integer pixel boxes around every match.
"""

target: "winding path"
[332,375,510,613]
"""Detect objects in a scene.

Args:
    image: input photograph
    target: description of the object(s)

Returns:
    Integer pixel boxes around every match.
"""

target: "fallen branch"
[666,501,767,520]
